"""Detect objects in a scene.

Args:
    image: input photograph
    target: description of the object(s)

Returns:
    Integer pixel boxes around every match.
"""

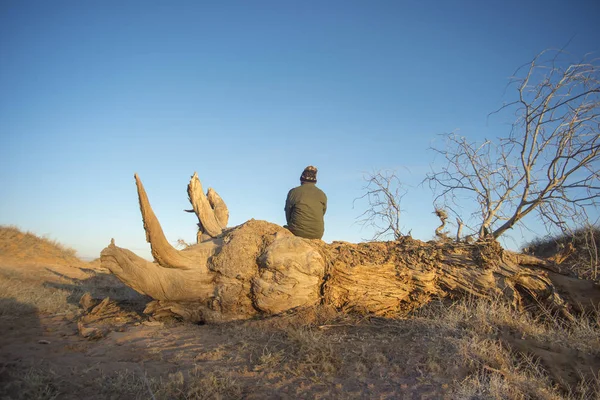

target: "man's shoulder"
[314,185,327,197]
[287,186,302,199]
[305,185,327,202]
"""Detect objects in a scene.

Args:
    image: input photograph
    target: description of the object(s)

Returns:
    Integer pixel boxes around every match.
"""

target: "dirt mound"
[0,225,84,268]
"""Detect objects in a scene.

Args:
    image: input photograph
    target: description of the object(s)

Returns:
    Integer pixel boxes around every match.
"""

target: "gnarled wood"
[100,238,215,300]
[187,172,228,239]
[253,233,326,314]
[101,174,600,324]
[322,238,578,320]
[135,174,202,270]
[207,188,229,228]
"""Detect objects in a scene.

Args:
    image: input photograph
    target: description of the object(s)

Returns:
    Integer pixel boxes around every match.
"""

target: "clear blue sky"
[1,1,599,260]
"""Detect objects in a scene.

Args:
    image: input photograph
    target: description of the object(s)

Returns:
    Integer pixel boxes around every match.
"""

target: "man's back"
[285,182,327,239]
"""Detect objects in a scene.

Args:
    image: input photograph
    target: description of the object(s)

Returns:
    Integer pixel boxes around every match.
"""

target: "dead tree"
[100,174,600,324]
[427,50,599,239]
[355,170,407,240]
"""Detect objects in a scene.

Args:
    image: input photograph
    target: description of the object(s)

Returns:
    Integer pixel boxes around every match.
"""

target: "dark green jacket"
[285,183,327,239]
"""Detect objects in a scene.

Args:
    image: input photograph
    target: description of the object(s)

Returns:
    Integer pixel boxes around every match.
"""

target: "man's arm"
[285,191,293,224]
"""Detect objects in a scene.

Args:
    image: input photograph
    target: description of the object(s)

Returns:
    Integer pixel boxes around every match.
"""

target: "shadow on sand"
[44,269,151,314]
[0,298,48,399]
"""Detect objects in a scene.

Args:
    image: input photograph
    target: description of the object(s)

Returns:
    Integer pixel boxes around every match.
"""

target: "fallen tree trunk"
[100,174,600,323]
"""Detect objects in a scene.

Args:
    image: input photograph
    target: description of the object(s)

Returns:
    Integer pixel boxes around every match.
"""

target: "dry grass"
[416,297,600,399]
[0,225,147,317]
[0,265,146,318]
[524,226,600,280]
[0,366,60,400]
[14,366,237,400]
[219,300,599,398]
[0,365,243,400]
[0,225,80,265]
[149,367,242,400]
[0,269,78,316]
[212,301,599,398]
[2,296,598,398]
[0,225,87,316]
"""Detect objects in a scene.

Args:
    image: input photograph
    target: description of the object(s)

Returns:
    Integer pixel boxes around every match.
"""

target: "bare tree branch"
[426,50,599,239]
[355,170,408,241]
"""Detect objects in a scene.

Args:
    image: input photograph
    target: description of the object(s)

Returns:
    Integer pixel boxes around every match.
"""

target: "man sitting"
[284,166,327,239]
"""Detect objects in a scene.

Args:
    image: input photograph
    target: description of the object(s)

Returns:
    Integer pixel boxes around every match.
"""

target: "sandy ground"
[0,258,459,399]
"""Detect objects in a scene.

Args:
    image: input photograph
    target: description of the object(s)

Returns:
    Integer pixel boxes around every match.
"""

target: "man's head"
[300,165,318,183]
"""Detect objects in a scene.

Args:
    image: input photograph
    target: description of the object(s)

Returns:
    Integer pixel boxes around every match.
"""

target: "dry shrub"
[524,226,600,280]
[416,297,600,399]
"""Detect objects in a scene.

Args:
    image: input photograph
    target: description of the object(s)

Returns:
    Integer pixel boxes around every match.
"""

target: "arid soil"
[0,258,456,399]
[0,226,599,399]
